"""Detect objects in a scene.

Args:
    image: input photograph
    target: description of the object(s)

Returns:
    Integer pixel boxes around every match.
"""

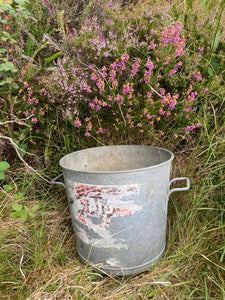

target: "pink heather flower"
[24,82,29,88]
[159,108,165,115]
[100,32,105,40]
[85,132,90,137]
[192,71,202,81]
[176,61,182,67]
[190,91,197,101]
[202,88,208,95]
[198,47,203,57]
[168,63,181,77]
[66,33,73,41]
[130,57,141,78]
[89,102,95,109]
[163,56,171,65]
[110,61,118,71]
[112,79,118,88]
[175,38,185,57]
[109,69,116,83]
[160,22,185,57]
[144,70,151,83]
[114,94,124,103]
[104,51,110,57]
[86,122,92,131]
[159,88,166,96]
[120,53,129,70]
[183,123,201,132]
[143,108,148,115]
[109,19,114,25]
[31,118,38,124]
[75,118,81,128]
[146,59,154,69]
[97,128,104,134]
[100,66,107,78]
[122,82,134,95]
[96,79,105,94]
[168,68,177,76]
[121,53,129,63]
[149,41,157,50]
[91,72,98,81]
[161,93,178,110]
[85,85,92,93]
[29,98,35,105]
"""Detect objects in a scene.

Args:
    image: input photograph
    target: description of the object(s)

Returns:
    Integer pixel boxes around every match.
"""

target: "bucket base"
[77,246,165,276]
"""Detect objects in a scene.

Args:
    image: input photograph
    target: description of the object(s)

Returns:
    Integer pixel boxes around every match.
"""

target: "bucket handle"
[51,174,66,189]
[167,177,190,198]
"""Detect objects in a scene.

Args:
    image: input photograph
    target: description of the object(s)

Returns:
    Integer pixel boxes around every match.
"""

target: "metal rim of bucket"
[59,145,174,174]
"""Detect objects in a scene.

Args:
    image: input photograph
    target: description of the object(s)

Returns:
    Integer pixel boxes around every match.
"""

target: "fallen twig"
[0,134,52,184]
[0,114,34,127]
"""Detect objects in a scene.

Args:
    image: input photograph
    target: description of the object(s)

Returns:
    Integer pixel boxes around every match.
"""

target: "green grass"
[0,124,224,299]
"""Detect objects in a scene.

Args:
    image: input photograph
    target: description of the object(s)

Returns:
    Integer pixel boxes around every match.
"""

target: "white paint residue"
[107,258,120,267]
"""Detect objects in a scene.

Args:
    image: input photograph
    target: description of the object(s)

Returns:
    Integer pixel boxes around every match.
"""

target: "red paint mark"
[79,215,87,225]
[74,183,138,228]
[117,208,133,216]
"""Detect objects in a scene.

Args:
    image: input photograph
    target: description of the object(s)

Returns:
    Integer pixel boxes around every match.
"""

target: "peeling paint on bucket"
[54,145,190,276]
[73,183,141,226]
[70,182,142,249]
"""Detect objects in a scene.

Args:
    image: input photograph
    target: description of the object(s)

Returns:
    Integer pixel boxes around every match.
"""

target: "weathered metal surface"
[54,145,190,276]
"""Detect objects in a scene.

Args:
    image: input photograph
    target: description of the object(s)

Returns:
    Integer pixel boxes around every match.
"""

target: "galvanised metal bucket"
[52,145,190,276]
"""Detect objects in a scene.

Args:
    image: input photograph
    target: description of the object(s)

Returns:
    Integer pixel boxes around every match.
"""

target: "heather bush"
[0,0,62,146]
[42,3,209,144]
[1,0,224,150]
